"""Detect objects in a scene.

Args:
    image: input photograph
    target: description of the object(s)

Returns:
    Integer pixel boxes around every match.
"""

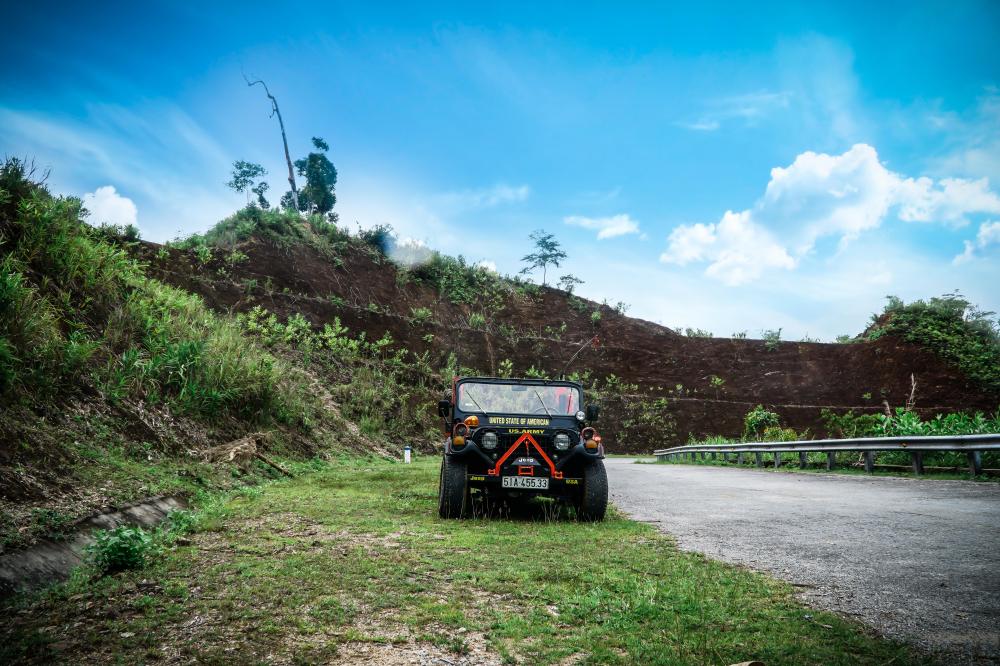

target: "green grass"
[0,158,324,425]
[1,457,932,665]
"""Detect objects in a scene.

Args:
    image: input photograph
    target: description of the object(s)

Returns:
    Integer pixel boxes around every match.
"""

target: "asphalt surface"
[606,458,1000,662]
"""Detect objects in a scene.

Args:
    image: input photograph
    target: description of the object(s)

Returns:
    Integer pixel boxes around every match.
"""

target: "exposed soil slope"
[139,237,997,452]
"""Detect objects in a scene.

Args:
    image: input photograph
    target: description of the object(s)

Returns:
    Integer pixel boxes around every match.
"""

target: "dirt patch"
[326,637,501,666]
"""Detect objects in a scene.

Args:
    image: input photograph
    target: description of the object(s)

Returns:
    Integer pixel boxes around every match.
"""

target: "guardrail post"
[773,452,781,469]
[755,452,764,468]
[699,452,706,460]
[690,452,696,462]
[864,451,874,474]
[737,452,745,465]
[826,451,835,471]
[710,452,717,461]
[968,451,983,477]
[799,452,807,469]
[911,451,924,475]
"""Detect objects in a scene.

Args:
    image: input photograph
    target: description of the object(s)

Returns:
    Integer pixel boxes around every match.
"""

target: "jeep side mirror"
[585,404,600,422]
[437,400,452,418]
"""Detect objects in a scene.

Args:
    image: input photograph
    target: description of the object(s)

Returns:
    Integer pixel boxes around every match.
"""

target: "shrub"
[822,407,1000,439]
[358,223,394,256]
[761,328,782,351]
[407,251,515,307]
[744,405,780,440]
[409,307,433,324]
[225,249,249,266]
[864,293,1000,391]
[821,409,882,438]
[468,313,486,329]
[761,426,800,442]
[163,509,198,536]
[684,328,712,338]
[194,245,213,265]
[87,525,158,575]
[90,222,141,244]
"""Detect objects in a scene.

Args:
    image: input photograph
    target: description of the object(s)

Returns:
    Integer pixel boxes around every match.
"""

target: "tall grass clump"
[0,158,320,424]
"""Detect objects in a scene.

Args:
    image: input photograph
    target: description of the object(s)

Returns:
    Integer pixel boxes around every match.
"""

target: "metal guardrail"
[653,434,1000,476]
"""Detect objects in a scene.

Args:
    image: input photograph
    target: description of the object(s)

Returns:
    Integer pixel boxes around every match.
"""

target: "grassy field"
[1,456,933,665]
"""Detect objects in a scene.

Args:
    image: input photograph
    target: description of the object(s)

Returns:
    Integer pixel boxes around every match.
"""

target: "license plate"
[502,476,550,490]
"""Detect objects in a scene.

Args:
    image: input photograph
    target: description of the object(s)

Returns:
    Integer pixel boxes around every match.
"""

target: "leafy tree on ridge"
[520,229,567,286]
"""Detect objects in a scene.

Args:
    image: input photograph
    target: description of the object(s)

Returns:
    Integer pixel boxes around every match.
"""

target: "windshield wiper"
[533,390,552,417]
[465,389,486,414]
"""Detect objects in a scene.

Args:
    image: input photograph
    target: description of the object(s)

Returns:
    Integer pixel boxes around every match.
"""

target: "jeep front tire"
[438,455,469,518]
[576,459,608,522]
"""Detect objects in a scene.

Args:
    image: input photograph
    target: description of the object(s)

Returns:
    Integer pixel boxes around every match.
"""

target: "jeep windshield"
[456,381,581,416]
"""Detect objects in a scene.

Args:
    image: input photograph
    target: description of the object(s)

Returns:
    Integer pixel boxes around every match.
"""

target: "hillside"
[0,162,374,553]
[140,208,997,450]
[2,161,997,555]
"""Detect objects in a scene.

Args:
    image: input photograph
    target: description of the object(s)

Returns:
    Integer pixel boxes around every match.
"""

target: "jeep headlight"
[482,431,498,450]
[554,433,571,451]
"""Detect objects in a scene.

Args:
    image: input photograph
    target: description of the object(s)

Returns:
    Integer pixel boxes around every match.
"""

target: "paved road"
[606,459,1000,662]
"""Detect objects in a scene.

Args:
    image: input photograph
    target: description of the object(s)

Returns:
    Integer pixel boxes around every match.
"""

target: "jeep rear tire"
[576,459,608,522]
[438,455,469,518]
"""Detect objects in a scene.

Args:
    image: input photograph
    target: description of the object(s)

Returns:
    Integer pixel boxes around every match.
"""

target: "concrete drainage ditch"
[0,495,186,599]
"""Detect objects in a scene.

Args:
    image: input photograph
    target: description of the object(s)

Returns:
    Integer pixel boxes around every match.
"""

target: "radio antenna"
[560,335,600,379]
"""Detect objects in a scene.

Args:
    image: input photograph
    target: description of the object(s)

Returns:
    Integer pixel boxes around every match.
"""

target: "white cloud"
[389,236,436,267]
[82,185,138,228]
[677,90,792,131]
[564,213,640,239]
[660,210,795,286]
[0,104,234,242]
[760,144,898,251]
[931,88,1000,185]
[954,220,1000,264]
[663,143,1000,284]
[476,259,498,273]
[677,118,721,132]
[895,177,1000,226]
[436,183,530,210]
[572,186,622,206]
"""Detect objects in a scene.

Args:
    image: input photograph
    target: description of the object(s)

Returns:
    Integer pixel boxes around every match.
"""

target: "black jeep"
[436,376,608,521]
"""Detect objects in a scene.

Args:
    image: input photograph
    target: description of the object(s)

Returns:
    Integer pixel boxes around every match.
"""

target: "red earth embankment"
[141,238,996,452]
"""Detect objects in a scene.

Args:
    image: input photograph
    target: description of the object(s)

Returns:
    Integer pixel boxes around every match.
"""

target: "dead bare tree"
[243,73,299,211]
[906,373,918,411]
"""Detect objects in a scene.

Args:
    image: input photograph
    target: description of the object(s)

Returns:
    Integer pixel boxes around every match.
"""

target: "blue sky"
[2,1,998,339]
